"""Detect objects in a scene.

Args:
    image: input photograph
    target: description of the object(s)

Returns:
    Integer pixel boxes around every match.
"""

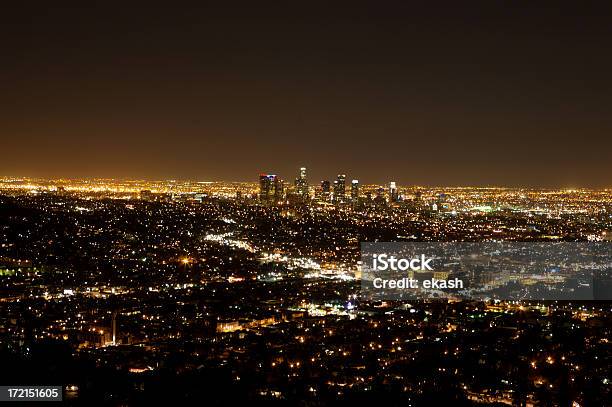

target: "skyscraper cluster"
[258,167,403,206]
[258,174,284,204]
[258,168,405,207]
[258,167,409,207]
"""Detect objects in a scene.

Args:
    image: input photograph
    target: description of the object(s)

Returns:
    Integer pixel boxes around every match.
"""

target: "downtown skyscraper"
[333,174,346,204]
[259,174,283,203]
[295,167,309,199]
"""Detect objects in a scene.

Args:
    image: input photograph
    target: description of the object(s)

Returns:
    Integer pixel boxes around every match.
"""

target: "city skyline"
[2,172,611,190]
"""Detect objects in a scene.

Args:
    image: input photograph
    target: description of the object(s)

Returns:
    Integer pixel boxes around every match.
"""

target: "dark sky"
[1,2,611,187]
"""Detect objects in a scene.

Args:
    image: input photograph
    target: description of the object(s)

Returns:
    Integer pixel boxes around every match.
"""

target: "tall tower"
[295,167,309,199]
[320,180,331,202]
[333,174,346,204]
[389,181,398,202]
[351,179,360,202]
[274,177,284,202]
[259,174,276,203]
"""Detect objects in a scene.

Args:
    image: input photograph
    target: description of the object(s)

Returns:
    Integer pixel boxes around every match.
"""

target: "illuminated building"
[259,174,281,203]
[274,177,284,202]
[320,180,331,201]
[351,179,359,202]
[295,167,309,199]
[259,174,274,202]
[389,181,398,203]
[333,174,346,204]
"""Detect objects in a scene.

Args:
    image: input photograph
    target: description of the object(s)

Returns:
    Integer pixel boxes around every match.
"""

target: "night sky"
[1,2,611,187]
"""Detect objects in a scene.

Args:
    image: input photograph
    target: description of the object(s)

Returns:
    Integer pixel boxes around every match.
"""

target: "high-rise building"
[389,181,398,202]
[351,179,360,202]
[259,174,273,200]
[259,174,278,203]
[333,174,346,203]
[294,167,309,199]
[274,177,285,202]
[320,180,331,201]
